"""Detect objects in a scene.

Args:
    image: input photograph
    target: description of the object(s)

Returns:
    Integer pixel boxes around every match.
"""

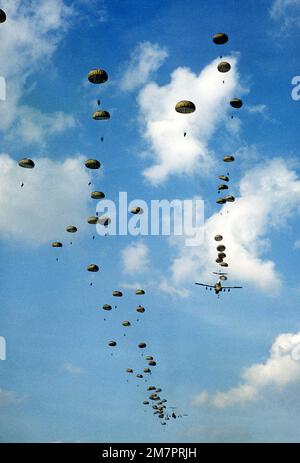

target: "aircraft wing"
[221,286,243,289]
[195,283,215,288]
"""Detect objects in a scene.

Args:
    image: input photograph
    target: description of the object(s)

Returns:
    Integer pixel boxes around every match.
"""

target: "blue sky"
[1,0,300,443]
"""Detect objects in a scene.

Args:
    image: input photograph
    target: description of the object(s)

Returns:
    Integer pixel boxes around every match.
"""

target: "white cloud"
[138,55,243,185]
[120,42,168,92]
[0,153,94,245]
[0,388,20,406]
[168,158,300,294]
[192,330,300,408]
[270,0,300,28]
[294,239,300,249]
[121,241,150,275]
[159,278,189,298]
[0,0,75,145]
[63,363,84,374]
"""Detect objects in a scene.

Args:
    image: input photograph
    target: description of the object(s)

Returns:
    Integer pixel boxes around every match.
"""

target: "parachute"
[148,360,156,366]
[224,195,235,202]
[217,245,226,252]
[216,198,226,204]
[92,110,110,120]
[66,225,77,233]
[136,305,145,313]
[138,342,147,349]
[130,207,143,215]
[230,98,243,109]
[0,9,6,23]
[175,100,196,114]
[87,216,99,224]
[126,368,133,373]
[214,235,223,241]
[218,252,226,259]
[52,242,62,248]
[213,33,228,45]
[135,289,145,295]
[217,61,231,73]
[223,156,235,162]
[218,184,228,191]
[87,264,99,272]
[18,158,35,169]
[136,374,143,378]
[143,368,151,373]
[219,175,229,182]
[85,159,100,169]
[220,262,228,267]
[113,290,123,297]
[216,258,223,264]
[91,191,105,200]
[143,401,149,405]
[102,304,112,311]
[108,341,117,347]
[122,321,131,327]
[88,69,108,84]
[145,356,153,361]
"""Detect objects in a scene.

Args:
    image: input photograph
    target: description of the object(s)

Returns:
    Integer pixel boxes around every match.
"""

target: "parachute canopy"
[66,225,77,233]
[138,342,147,349]
[135,289,145,295]
[230,98,243,109]
[143,401,149,405]
[145,356,153,361]
[52,242,62,248]
[85,159,100,169]
[217,245,226,252]
[136,374,143,378]
[216,257,223,264]
[223,155,235,162]
[214,235,223,241]
[218,184,228,191]
[175,100,196,114]
[213,33,228,45]
[88,69,108,84]
[136,305,145,313]
[91,191,105,200]
[0,9,6,23]
[108,341,117,347]
[225,195,235,202]
[87,216,99,225]
[218,252,226,259]
[217,61,231,73]
[216,198,226,204]
[92,110,110,120]
[219,175,229,182]
[220,262,229,267]
[18,158,35,169]
[113,290,123,297]
[122,321,131,327]
[130,207,143,215]
[144,368,151,373]
[102,304,112,311]
[87,264,99,272]
[148,360,156,366]
[126,368,133,373]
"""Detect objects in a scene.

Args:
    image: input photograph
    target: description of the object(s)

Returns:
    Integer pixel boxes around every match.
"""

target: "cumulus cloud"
[0,0,75,145]
[120,42,168,92]
[138,55,243,185]
[121,241,150,275]
[192,330,300,408]
[63,363,84,374]
[0,153,94,245]
[168,158,300,293]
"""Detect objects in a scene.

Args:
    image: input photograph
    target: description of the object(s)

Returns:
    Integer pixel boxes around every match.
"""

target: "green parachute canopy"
[136,305,145,313]
[102,304,112,311]
[113,290,123,297]
[66,225,77,233]
[223,155,235,162]
[217,61,231,73]
[92,110,110,120]
[230,98,243,109]
[214,235,223,241]
[88,69,108,84]
[91,191,105,200]
[213,33,228,45]
[52,242,62,248]
[87,264,99,272]
[135,289,145,295]
[175,100,196,114]
[85,159,101,169]
[138,342,147,349]
[18,158,35,169]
